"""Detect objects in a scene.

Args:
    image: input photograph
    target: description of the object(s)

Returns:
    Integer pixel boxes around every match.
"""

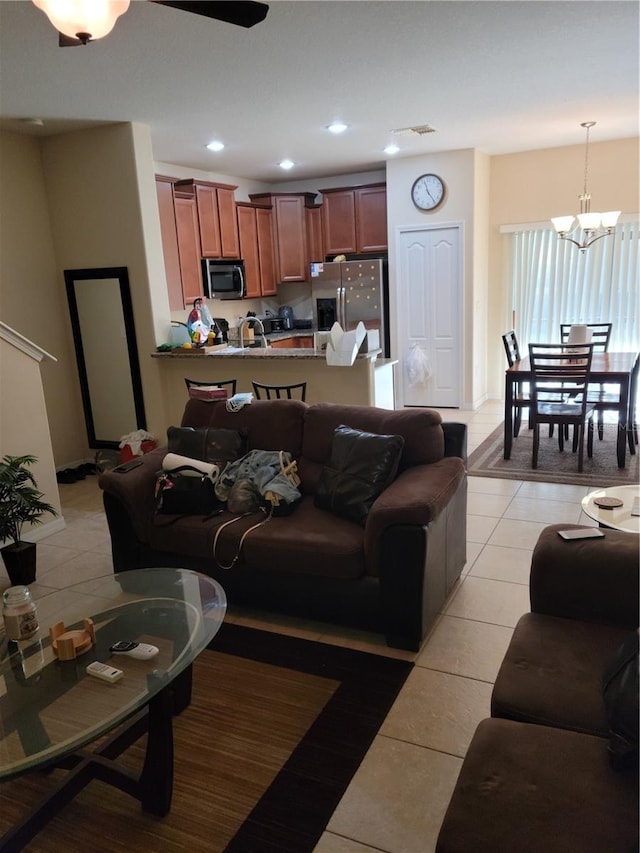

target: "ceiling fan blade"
[150,1,268,29]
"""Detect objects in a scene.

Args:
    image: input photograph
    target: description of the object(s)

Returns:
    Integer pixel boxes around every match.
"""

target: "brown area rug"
[468,423,639,487]
[0,623,412,853]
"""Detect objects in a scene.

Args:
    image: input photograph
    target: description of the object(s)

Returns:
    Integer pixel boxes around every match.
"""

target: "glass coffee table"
[0,568,226,850]
[581,485,640,534]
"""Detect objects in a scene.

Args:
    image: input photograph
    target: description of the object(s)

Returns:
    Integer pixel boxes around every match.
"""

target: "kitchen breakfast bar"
[152,341,397,422]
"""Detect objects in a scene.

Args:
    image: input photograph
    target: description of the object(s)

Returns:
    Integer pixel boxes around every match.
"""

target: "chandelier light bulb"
[32,0,130,43]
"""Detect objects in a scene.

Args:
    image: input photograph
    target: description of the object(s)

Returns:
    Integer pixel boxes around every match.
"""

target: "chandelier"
[551,122,620,252]
[32,0,130,45]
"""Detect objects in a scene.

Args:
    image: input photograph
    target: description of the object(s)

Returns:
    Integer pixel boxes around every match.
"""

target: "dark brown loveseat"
[436,524,639,853]
[99,399,467,650]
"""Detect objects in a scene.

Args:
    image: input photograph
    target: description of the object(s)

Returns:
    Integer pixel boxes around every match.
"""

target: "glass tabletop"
[0,568,226,779]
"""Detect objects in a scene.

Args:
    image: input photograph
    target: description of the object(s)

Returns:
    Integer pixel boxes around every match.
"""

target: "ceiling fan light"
[551,216,575,234]
[33,0,130,41]
[577,212,601,231]
[601,210,621,228]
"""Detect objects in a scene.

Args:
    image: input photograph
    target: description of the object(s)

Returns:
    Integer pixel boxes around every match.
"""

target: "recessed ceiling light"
[327,122,348,134]
[206,140,224,152]
[279,159,295,170]
[384,143,400,155]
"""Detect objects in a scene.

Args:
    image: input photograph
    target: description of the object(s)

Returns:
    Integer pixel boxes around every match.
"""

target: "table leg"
[139,684,174,816]
[504,374,514,459]
[617,377,629,468]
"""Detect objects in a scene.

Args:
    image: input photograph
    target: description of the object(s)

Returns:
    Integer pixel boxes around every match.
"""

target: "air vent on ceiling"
[391,124,437,136]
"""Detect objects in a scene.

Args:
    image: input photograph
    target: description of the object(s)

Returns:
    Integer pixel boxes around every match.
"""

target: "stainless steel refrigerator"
[310,258,390,357]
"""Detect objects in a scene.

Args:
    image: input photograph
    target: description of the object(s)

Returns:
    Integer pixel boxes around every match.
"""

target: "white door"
[397,225,462,407]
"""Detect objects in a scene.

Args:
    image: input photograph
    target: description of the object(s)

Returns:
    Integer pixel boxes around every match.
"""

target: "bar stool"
[184,378,237,395]
[252,381,307,401]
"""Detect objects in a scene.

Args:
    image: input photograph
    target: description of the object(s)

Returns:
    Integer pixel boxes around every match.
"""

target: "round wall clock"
[411,174,445,211]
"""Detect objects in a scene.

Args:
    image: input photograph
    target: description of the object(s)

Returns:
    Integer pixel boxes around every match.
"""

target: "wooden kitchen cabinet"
[250,192,317,282]
[173,194,203,304]
[305,204,324,264]
[322,183,387,255]
[155,175,184,311]
[256,206,276,296]
[174,179,240,259]
[269,335,314,349]
[236,203,276,298]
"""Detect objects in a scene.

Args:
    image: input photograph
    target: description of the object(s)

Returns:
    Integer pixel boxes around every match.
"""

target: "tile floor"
[0,400,603,853]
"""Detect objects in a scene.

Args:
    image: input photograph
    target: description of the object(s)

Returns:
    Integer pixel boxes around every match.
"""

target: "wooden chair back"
[252,381,307,401]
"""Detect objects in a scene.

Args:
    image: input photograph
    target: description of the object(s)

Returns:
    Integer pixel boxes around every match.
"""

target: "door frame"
[394,222,464,409]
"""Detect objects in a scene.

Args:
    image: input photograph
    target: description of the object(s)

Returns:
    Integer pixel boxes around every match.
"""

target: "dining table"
[504,351,640,468]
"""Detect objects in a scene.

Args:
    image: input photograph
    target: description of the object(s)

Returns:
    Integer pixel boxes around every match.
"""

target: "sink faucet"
[239,317,268,349]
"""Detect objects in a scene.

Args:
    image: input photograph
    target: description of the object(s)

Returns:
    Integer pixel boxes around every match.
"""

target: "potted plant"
[0,454,58,585]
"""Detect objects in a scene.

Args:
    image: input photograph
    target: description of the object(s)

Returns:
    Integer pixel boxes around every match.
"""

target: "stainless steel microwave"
[201,259,245,300]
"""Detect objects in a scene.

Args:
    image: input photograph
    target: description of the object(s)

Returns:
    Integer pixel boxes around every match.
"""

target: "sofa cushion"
[181,398,307,457]
[314,425,404,525]
[436,718,639,853]
[491,612,629,737]
[147,495,366,580]
[300,403,444,492]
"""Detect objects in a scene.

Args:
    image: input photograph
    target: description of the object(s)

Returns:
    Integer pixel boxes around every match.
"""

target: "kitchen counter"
[152,340,397,424]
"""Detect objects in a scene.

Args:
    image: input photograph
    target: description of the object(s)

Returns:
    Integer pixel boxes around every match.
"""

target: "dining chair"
[184,378,237,395]
[501,330,530,437]
[559,322,627,444]
[252,381,307,401]
[528,343,596,473]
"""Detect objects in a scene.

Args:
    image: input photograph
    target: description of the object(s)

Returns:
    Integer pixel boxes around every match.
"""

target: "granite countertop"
[152,346,381,361]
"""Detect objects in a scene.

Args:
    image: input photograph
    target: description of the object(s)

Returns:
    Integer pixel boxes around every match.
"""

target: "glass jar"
[2,585,39,640]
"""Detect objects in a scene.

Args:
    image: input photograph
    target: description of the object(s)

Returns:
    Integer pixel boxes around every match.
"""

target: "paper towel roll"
[567,324,593,344]
[162,453,219,481]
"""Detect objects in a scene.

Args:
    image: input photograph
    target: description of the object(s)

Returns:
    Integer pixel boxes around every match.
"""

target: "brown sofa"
[436,523,639,853]
[99,399,468,650]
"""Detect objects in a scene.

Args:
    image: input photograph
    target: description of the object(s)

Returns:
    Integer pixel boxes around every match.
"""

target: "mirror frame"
[64,266,146,449]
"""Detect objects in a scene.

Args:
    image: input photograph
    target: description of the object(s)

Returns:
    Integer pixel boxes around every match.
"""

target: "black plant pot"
[1,541,37,586]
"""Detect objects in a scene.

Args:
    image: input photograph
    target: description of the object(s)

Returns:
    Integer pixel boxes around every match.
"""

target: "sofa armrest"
[98,447,166,541]
[530,524,639,628]
[442,422,467,461]
[364,457,466,577]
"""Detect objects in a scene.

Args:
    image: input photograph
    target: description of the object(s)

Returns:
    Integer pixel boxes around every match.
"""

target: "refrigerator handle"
[338,286,345,327]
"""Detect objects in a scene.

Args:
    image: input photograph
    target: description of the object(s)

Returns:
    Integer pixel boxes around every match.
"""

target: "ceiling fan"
[32,1,269,47]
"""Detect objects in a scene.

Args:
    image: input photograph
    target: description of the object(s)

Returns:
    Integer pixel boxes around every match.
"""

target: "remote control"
[631,497,640,517]
[109,640,159,660]
[558,528,605,540]
[86,661,123,683]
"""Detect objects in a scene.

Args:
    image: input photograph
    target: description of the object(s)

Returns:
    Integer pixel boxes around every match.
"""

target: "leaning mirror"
[64,266,146,449]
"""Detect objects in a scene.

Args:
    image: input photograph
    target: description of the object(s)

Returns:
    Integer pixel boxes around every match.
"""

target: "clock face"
[411,174,445,211]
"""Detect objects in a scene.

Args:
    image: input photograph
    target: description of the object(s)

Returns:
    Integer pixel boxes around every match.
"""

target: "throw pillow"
[167,426,247,466]
[314,425,404,525]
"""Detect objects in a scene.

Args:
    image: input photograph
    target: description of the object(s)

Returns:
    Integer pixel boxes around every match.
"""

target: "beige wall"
[0,333,64,539]
[0,130,86,465]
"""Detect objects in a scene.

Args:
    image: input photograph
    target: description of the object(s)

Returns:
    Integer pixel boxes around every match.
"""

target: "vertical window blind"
[509,221,639,352]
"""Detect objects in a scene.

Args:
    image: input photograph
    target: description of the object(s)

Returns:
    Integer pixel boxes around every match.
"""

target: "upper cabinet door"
[174,196,203,304]
[236,204,261,299]
[195,184,222,258]
[273,195,308,281]
[256,206,276,296]
[217,186,241,259]
[305,205,324,264]
[155,176,183,311]
[356,185,387,253]
[322,190,357,255]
